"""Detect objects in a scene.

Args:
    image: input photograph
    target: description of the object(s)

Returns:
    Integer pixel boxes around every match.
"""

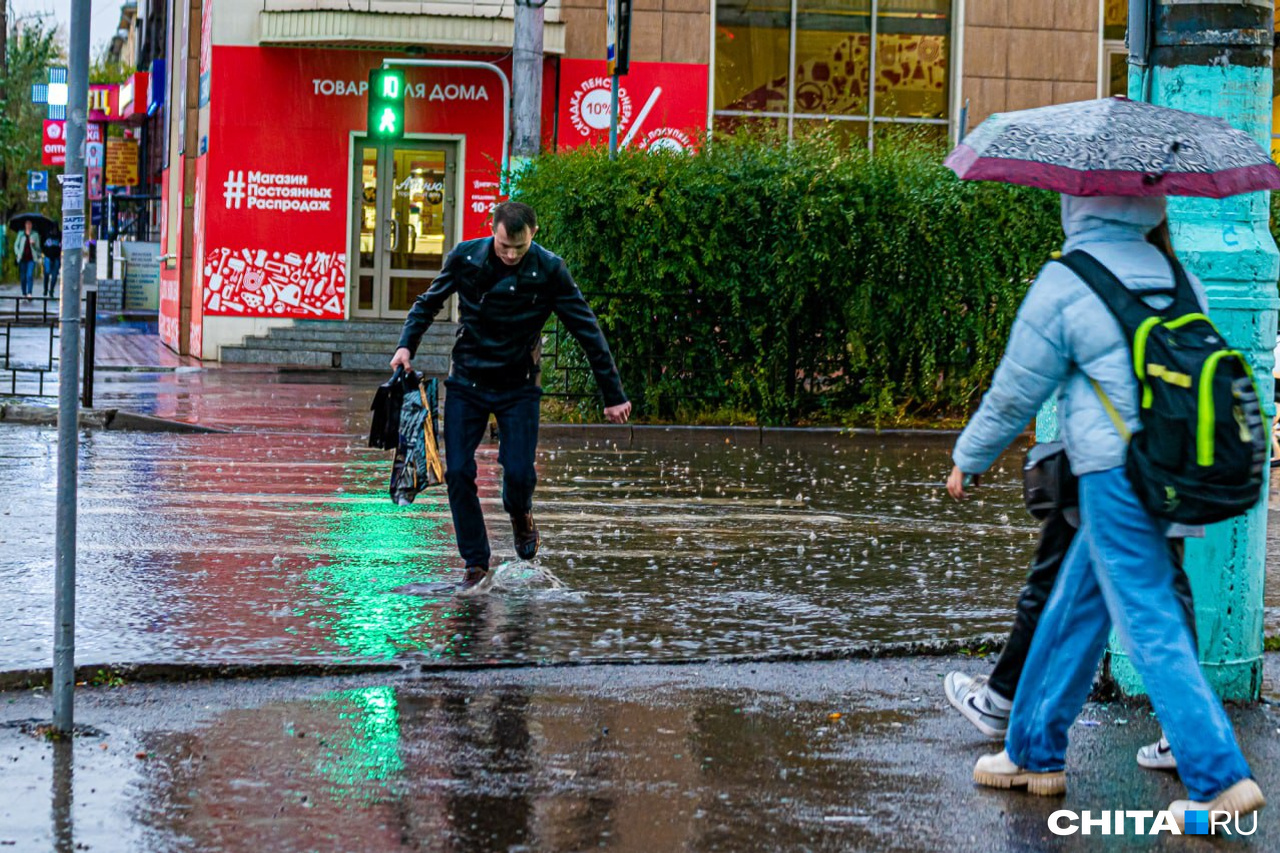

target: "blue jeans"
[18,260,35,296]
[43,257,59,297]
[1006,466,1253,802]
[443,378,542,569]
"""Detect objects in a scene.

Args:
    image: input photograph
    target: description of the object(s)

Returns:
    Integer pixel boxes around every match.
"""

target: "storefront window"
[715,0,949,143]
[1103,0,1127,97]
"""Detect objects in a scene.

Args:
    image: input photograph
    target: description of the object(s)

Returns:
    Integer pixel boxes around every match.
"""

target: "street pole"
[511,0,544,167]
[608,75,620,160]
[1108,0,1276,701]
[53,0,92,733]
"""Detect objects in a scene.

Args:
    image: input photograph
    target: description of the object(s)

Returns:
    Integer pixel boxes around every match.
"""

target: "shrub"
[514,129,1062,424]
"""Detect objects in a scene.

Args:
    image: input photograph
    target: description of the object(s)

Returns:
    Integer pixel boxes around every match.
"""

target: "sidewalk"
[2,655,1279,852]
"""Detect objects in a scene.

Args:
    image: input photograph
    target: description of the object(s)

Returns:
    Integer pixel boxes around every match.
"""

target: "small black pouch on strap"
[1023,441,1078,520]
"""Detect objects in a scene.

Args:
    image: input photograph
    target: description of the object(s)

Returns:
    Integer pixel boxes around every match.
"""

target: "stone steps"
[218,320,456,371]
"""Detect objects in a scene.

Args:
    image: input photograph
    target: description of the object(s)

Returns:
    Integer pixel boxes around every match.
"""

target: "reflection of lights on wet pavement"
[316,686,404,799]
[301,453,453,660]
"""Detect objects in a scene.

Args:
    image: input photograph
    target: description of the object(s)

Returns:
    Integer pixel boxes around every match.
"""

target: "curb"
[538,423,965,445]
[0,662,406,691]
[0,634,1009,692]
[0,404,227,433]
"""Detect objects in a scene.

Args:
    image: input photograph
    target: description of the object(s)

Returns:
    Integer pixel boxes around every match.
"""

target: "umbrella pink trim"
[944,143,1280,198]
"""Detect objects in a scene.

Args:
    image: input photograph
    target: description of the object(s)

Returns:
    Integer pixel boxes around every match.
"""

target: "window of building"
[1273,8,1280,160]
[1103,0,1127,97]
[714,0,950,146]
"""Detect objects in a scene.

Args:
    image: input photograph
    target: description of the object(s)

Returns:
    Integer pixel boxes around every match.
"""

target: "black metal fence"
[0,292,97,403]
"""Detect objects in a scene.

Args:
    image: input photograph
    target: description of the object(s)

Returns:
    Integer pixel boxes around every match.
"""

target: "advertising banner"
[202,47,546,320]
[122,242,162,312]
[106,139,140,186]
[557,59,708,154]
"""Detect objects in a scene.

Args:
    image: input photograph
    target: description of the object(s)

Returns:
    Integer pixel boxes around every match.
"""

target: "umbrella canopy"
[945,96,1280,198]
[7,212,56,237]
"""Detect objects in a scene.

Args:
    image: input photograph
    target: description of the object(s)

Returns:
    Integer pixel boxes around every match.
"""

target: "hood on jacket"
[1060,194,1167,241]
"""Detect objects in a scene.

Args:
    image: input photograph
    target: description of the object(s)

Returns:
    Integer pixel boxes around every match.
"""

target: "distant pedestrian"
[390,201,632,590]
[42,227,62,298]
[946,195,1263,825]
[13,221,41,301]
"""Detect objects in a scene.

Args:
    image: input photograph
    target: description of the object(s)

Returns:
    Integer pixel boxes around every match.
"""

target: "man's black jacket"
[397,236,627,407]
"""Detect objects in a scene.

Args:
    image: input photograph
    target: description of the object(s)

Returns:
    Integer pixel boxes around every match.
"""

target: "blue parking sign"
[28,171,48,193]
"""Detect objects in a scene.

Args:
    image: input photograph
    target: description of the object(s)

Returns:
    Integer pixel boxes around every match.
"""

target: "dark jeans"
[18,260,35,296]
[987,509,1196,702]
[443,378,542,569]
[43,257,59,297]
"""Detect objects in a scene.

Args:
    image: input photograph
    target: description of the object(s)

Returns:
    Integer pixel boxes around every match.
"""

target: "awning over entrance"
[259,8,566,54]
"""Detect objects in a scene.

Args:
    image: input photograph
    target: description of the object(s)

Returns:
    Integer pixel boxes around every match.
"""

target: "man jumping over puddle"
[391,201,631,590]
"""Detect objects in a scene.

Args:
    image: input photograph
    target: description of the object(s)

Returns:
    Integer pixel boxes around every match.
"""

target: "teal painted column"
[1110,1,1278,701]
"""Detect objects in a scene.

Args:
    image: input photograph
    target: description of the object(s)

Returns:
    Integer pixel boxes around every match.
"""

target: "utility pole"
[1,0,9,219]
[53,0,92,733]
[1108,0,1276,701]
[511,0,544,166]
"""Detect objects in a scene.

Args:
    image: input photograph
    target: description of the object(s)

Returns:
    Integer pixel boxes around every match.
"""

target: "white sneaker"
[1170,779,1265,832]
[973,749,1066,796]
[1136,735,1178,771]
[945,672,1009,739]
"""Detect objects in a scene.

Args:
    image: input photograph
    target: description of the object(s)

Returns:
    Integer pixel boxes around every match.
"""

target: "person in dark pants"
[42,227,62,298]
[391,201,631,589]
[945,494,1198,772]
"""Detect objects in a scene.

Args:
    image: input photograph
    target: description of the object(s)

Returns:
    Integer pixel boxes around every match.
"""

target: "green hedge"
[513,131,1060,424]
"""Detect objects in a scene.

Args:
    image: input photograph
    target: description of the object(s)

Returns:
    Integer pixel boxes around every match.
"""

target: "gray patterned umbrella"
[945,96,1280,198]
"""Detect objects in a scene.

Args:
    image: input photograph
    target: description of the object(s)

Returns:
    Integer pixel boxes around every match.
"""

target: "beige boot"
[973,750,1066,796]
[1170,779,1265,832]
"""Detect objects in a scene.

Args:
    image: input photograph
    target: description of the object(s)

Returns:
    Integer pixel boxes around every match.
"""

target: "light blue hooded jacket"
[952,194,1208,478]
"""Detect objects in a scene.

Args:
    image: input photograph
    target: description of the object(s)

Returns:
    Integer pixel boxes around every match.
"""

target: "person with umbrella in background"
[942,96,1273,828]
[13,220,41,301]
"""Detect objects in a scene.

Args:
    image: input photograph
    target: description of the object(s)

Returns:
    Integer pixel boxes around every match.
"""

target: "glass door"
[351,140,457,319]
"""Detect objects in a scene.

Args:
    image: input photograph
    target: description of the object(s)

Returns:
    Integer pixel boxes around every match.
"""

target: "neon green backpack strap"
[1089,378,1132,443]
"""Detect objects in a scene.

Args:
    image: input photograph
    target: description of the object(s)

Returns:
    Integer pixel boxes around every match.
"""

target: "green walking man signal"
[367,68,406,141]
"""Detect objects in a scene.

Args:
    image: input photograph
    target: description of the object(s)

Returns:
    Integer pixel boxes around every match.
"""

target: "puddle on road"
[2,370,1278,669]
[2,679,944,853]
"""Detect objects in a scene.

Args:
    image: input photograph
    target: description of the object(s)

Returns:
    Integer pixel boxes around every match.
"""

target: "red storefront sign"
[42,120,103,167]
[119,72,151,121]
[88,84,121,122]
[200,46,549,321]
[42,120,66,166]
[556,59,708,153]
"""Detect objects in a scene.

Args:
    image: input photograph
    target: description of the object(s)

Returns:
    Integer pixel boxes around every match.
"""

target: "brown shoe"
[511,513,540,561]
[459,565,489,590]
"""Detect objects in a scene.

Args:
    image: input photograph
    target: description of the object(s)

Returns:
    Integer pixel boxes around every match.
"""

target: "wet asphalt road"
[3,655,1280,852]
[3,369,1279,670]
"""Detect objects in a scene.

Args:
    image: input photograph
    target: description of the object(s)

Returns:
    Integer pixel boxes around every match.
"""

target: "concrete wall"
[561,0,710,64]
[961,0,1100,126]
[215,0,566,47]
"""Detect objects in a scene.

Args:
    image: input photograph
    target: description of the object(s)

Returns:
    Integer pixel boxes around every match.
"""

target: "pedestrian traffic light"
[367,68,406,141]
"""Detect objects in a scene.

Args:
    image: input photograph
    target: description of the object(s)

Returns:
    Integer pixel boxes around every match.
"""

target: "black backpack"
[1056,250,1267,525]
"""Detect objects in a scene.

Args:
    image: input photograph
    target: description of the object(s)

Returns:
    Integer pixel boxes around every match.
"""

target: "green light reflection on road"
[316,685,405,801]
[304,458,453,659]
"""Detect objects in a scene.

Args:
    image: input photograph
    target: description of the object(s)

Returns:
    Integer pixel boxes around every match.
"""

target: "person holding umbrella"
[13,220,41,301]
[942,96,1272,827]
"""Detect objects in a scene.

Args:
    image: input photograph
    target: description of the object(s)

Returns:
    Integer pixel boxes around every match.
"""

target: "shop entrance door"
[351,139,458,319]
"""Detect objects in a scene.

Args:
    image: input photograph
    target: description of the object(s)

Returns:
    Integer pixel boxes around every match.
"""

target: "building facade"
[152,0,1239,360]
